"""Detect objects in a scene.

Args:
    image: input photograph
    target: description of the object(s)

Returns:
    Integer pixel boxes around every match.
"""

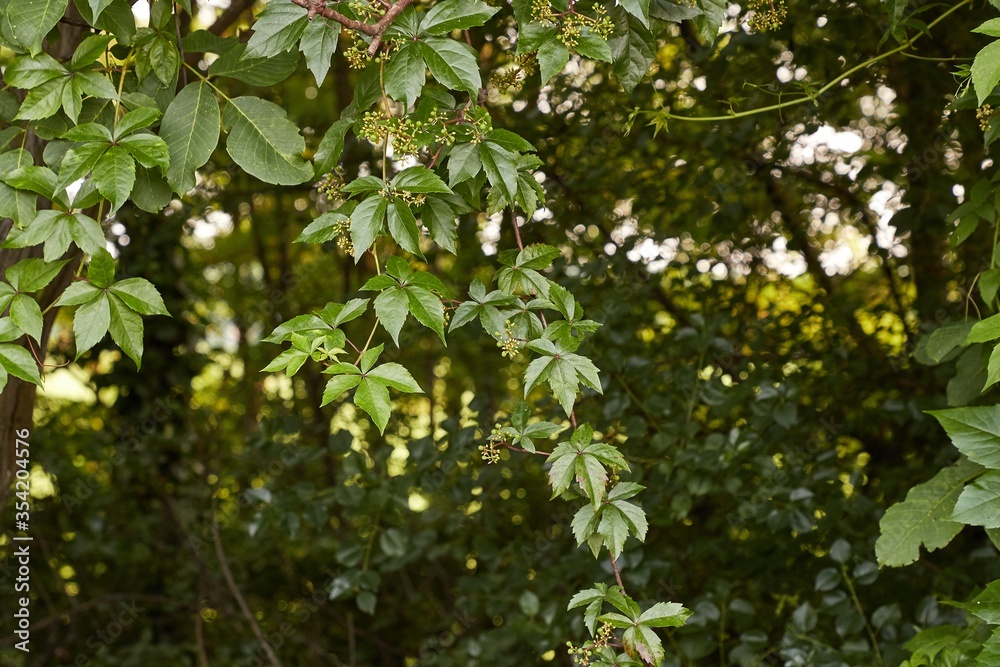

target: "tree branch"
[291,0,416,55]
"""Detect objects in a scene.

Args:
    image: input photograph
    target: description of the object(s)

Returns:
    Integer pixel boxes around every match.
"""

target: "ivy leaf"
[546,424,628,507]
[366,363,422,392]
[4,53,67,88]
[321,372,362,406]
[93,145,135,212]
[355,377,392,433]
[479,142,519,206]
[6,258,69,293]
[56,142,109,194]
[537,38,570,84]
[609,8,655,94]
[223,96,312,186]
[88,249,116,288]
[71,34,114,70]
[952,471,1000,528]
[969,581,1000,625]
[373,287,409,345]
[53,281,102,308]
[929,407,1000,469]
[449,278,518,332]
[574,28,613,63]
[108,278,169,316]
[973,41,1000,106]
[73,293,110,357]
[524,337,603,416]
[420,0,499,34]
[300,16,340,86]
[107,293,144,368]
[623,624,664,665]
[118,135,170,173]
[263,348,311,377]
[296,211,348,244]
[404,284,446,344]
[0,343,42,388]
[0,150,37,225]
[421,196,460,254]
[618,0,650,27]
[384,43,425,109]
[6,0,70,55]
[15,78,68,121]
[314,118,353,176]
[876,460,983,567]
[161,82,221,194]
[447,142,482,187]
[387,198,424,257]
[318,299,369,328]
[419,38,482,95]
[392,166,451,194]
[113,107,161,139]
[350,195,388,262]
[10,295,42,343]
[245,0,309,58]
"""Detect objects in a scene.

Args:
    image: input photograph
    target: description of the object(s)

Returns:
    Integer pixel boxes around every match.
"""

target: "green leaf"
[419,38,482,95]
[88,249,116,288]
[359,343,383,373]
[574,29,613,63]
[161,82,221,194]
[0,343,41,386]
[405,285,446,344]
[537,38,570,84]
[6,0,70,55]
[245,0,309,58]
[952,471,1000,528]
[447,142,482,186]
[966,313,1000,345]
[384,43,425,109]
[108,278,169,316]
[88,0,114,21]
[367,363,422,392]
[321,373,362,406]
[118,135,170,173]
[296,212,348,243]
[355,377,392,433]
[350,196,388,261]
[53,281,102,307]
[263,348,310,376]
[374,287,409,345]
[0,149,36,225]
[387,198,424,257]
[92,145,135,212]
[969,581,1000,625]
[15,78,68,121]
[420,0,499,34]
[978,628,1000,667]
[609,8,655,93]
[392,165,451,194]
[623,624,664,665]
[319,298,369,328]
[223,96,312,186]
[3,166,58,200]
[71,34,113,70]
[56,142,109,194]
[516,23,558,54]
[973,41,1000,106]
[130,166,172,212]
[4,53,67,88]
[114,107,161,138]
[73,70,118,100]
[209,42,300,86]
[479,142,519,206]
[73,293,110,356]
[7,258,68,292]
[618,0,650,27]
[929,407,1000,469]
[485,129,536,154]
[10,294,42,343]
[314,118,353,176]
[63,123,113,143]
[300,16,340,86]
[421,196,459,254]
[638,602,689,627]
[107,293,143,368]
[875,460,983,567]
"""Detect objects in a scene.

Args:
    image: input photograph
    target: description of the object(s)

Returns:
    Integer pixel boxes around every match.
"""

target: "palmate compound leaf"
[524,337,602,416]
[321,346,422,433]
[875,459,983,567]
[547,424,628,508]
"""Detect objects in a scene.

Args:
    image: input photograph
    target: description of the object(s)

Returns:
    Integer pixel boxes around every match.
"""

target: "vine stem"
[841,564,884,666]
[290,0,415,57]
[657,0,971,124]
[609,553,625,593]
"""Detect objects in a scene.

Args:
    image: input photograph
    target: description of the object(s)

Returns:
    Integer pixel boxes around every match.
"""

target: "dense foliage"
[3,0,1000,665]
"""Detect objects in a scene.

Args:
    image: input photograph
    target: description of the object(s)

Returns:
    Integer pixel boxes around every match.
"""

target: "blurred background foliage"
[4,0,999,665]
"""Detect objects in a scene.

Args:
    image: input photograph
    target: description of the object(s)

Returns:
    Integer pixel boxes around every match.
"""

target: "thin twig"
[211,500,283,667]
[609,554,625,593]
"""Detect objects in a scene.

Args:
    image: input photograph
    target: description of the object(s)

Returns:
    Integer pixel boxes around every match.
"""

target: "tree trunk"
[0,15,87,513]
